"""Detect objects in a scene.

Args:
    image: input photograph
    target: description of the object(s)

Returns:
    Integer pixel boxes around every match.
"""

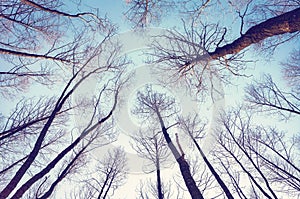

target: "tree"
[0,0,111,97]
[214,106,300,199]
[132,84,204,199]
[0,66,127,198]
[1,1,299,198]
[124,0,175,28]
[245,74,300,119]
[148,1,299,88]
[178,115,234,199]
[0,1,129,197]
[130,127,171,199]
[76,147,128,199]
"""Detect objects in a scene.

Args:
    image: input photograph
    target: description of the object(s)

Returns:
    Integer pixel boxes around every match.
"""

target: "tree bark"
[210,7,300,58]
[188,7,300,66]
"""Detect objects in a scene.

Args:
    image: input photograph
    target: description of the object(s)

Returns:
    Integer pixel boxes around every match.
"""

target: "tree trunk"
[37,145,88,199]
[0,100,68,198]
[156,111,204,199]
[156,163,164,199]
[210,7,300,58]
[189,7,300,65]
[192,138,234,199]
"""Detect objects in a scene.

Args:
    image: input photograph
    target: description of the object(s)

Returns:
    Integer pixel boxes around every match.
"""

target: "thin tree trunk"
[98,169,112,199]
[0,66,82,198]
[222,143,273,199]
[37,144,88,199]
[156,161,164,199]
[103,174,115,199]
[192,137,234,199]
[0,99,69,199]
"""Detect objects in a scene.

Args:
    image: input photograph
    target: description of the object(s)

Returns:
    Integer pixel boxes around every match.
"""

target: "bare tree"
[135,178,176,199]
[245,74,300,119]
[148,2,299,88]
[178,115,234,199]
[0,17,129,198]
[123,0,175,28]
[132,84,203,199]
[0,67,128,198]
[130,127,171,199]
[282,48,300,93]
[0,97,72,143]
[214,107,300,198]
[0,0,111,96]
[77,147,128,199]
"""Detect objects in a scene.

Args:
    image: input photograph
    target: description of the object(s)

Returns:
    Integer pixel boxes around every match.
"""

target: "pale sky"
[1,1,299,198]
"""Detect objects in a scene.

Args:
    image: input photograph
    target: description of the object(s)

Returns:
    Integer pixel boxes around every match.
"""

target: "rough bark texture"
[208,7,300,59]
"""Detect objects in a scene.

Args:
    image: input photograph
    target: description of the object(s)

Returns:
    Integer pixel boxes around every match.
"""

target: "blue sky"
[1,1,299,198]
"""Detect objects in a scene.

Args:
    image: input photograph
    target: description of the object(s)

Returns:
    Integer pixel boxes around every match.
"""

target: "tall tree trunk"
[0,65,84,198]
[156,160,164,199]
[222,144,273,199]
[192,137,234,199]
[102,172,114,199]
[37,144,88,199]
[156,169,163,199]
[0,93,71,199]
[98,168,113,199]
[190,7,300,65]
[9,101,117,199]
[156,111,204,199]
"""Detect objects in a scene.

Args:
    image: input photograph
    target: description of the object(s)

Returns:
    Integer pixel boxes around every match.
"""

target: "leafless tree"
[281,48,300,93]
[214,107,300,199]
[0,0,112,97]
[0,97,71,143]
[148,1,299,91]
[0,68,128,198]
[0,17,129,198]
[245,74,300,119]
[75,147,128,199]
[135,178,175,199]
[130,127,171,199]
[123,0,175,28]
[178,115,234,198]
[132,84,203,199]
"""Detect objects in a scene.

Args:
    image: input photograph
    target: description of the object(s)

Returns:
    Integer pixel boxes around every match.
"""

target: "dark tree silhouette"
[132,84,203,199]
[178,115,234,199]
[131,127,171,199]
[214,107,300,198]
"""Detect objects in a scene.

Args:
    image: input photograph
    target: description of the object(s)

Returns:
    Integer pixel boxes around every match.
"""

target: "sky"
[1,0,299,198]
[69,1,299,198]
